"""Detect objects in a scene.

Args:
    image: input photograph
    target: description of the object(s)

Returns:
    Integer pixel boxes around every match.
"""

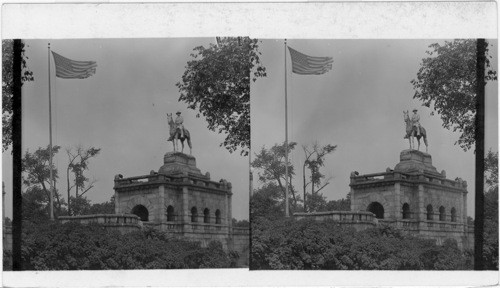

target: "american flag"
[51,51,97,79]
[288,47,333,75]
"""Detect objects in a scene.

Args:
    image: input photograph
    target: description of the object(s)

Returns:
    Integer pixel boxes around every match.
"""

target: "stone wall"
[3,225,12,252]
[59,214,141,234]
[294,211,377,231]
[230,227,250,267]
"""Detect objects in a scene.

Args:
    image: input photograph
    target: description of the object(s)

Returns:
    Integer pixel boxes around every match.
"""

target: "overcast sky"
[251,39,498,218]
[3,38,250,220]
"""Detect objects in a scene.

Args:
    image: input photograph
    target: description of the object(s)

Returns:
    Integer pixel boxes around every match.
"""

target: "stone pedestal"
[158,152,203,176]
[394,149,439,175]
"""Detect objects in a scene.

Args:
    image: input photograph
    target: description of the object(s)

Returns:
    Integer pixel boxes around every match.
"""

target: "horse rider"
[175,111,185,138]
[411,108,421,136]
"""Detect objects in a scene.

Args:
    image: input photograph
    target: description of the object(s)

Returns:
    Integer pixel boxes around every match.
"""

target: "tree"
[65,146,101,215]
[2,39,34,152]
[21,186,50,222]
[251,142,302,211]
[22,145,66,218]
[250,183,285,221]
[68,196,91,216]
[325,193,351,211]
[483,149,498,269]
[177,37,266,156]
[302,143,337,211]
[411,39,497,151]
[304,192,328,212]
[232,218,249,228]
[88,196,115,215]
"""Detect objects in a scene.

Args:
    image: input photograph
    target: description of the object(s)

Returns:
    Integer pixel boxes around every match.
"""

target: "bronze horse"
[166,113,192,154]
[403,110,428,152]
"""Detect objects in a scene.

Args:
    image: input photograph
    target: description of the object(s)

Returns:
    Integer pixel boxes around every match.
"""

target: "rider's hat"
[412,108,418,112]
[176,111,181,115]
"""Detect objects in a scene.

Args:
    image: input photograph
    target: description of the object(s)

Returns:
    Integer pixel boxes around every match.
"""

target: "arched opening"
[402,203,411,219]
[167,205,175,222]
[367,202,384,219]
[451,207,457,222]
[426,204,433,220]
[204,208,210,223]
[131,205,149,221]
[439,206,446,221]
[191,207,198,223]
[215,209,221,224]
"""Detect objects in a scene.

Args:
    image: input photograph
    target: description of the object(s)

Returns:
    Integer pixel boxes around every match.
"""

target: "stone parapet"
[114,173,232,193]
[294,211,378,231]
[58,214,142,234]
[350,171,467,191]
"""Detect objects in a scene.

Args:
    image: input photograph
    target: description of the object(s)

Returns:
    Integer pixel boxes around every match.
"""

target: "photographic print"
[3,38,252,270]
[250,39,498,270]
[2,2,499,287]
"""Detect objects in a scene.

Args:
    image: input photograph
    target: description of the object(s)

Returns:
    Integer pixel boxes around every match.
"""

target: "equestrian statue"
[167,111,192,154]
[403,109,428,152]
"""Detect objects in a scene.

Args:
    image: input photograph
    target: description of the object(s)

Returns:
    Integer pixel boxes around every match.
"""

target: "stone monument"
[350,149,473,249]
[113,151,249,265]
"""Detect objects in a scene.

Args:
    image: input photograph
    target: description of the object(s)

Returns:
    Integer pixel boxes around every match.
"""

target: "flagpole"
[48,43,54,220]
[284,39,289,217]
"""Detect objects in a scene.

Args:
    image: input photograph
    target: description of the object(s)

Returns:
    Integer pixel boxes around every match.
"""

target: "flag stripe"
[288,46,333,75]
[51,51,97,79]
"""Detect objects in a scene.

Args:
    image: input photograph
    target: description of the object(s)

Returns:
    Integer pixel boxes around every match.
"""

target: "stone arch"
[126,195,155,221]
[191,207,198,223]
[131,205,149,221]
[215,209,221,224]
[204,208,210,223]
[451,207,457,222]
[367,202,385,219]
[402,203,411,219]
[167,205,175,221]
[439,206,446,221]
[426,204,433,220]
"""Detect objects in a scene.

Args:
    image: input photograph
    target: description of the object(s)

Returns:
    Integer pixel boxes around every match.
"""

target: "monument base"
[394,149,440,175]
[158,152,203,176]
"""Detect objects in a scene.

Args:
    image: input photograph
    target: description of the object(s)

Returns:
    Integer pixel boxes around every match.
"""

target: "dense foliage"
[251,218,472,270]
[17,221,237,270]
[2,39,34,151]
[177,37,266,156]
[483,150,499,269]
[411,39,497,151]
[252,142,301,211]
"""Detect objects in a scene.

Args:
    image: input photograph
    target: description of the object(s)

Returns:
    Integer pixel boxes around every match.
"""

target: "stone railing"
[232,226,250,235]
[294,210,377,225]
[149,221,230,234]
[350,171,467,189]
[59,214,140,227]
[379,219,466,232]
[114,174,232,190]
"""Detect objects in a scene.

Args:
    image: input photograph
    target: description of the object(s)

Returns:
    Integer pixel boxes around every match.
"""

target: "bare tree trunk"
[67,166,71,216]
[303,162,307,212]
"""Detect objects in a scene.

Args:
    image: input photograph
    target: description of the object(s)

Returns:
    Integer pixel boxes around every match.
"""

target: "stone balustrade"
[114,174,231,190]
[232,226,250,235]
[294,211,377,231]
[59,214,141,234]
[379,219,467,232]
[350,171,467,189]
